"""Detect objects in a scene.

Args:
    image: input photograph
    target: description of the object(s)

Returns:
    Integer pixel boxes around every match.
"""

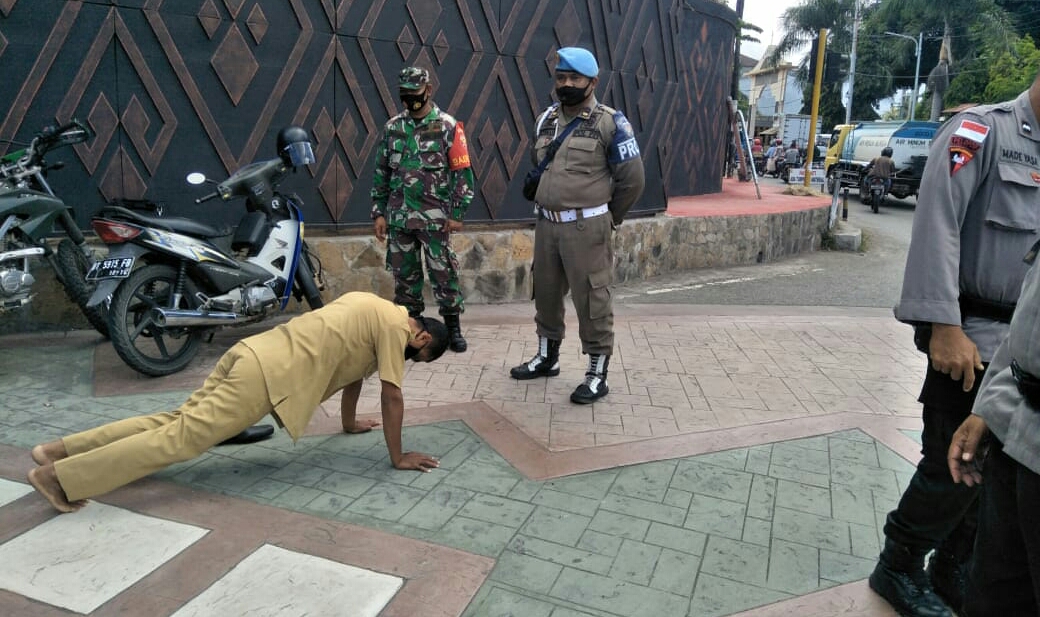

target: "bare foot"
[27,466,86,513]
[31,441,68,466]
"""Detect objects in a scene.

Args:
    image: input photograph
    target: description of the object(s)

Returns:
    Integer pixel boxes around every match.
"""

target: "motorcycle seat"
[97,206,232,238]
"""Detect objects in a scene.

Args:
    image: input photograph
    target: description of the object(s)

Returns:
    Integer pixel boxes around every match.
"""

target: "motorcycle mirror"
[186,172,207,185]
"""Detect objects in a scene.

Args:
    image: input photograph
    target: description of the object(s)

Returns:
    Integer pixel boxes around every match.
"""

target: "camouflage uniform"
[371,79,475,318]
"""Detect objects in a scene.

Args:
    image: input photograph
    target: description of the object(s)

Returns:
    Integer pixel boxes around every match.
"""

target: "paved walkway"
[0,179,922,616]
[0,302,923,617]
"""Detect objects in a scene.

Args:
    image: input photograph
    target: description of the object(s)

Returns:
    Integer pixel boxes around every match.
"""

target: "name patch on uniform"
[949,120,990,176]
[449,121,471,170]
[608,111,640,164]
[1001,148,1039,167]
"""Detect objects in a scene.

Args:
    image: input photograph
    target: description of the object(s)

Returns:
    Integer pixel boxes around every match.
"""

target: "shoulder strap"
[533,116,582,175]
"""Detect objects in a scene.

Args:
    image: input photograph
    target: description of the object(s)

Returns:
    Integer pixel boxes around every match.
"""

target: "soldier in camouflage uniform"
[371,67,475,352]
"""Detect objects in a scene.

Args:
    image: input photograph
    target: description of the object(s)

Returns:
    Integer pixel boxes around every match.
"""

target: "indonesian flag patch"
[950,119,990,175]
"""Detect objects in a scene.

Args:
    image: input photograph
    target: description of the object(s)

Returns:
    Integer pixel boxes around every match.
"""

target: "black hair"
[419,317,450,361]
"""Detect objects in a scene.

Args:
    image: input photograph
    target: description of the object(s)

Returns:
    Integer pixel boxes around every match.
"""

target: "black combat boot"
[570,354,609,404]
[869,539,953,617]
[510,336,560,379]
[927,550,968,614]
[443,313,467,353]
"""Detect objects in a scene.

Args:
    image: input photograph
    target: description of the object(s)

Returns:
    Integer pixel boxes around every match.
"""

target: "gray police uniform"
[884,91,1040,575]
[962,244,1040,615]
[531,97,645,354]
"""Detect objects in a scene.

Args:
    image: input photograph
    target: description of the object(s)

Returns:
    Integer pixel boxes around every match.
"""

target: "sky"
[734,0,797,61]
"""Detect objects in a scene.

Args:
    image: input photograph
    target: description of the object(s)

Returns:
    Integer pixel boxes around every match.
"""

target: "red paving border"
[666,176,830,217]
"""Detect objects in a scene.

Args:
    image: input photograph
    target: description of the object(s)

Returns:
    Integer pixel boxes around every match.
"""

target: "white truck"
[824,120,940,199]
[778,113,822,150]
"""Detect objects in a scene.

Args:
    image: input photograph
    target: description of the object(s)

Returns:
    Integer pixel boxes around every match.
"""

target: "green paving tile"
[770,442,830,474]
[490,550,564,595]
[650,547,699,596]
[521,506,592,546]
[830,429,873,443]
[877,442,916,472]
[432,516,517,557]
[746,474,777,519]
[437,436,486,469]
[671,460,752,503]
[690,448,749,472]
[772,507,851,553]
[745,445,773,475]
[398,485,475,530]
[829,436,880,466]
[610,461,677,502]
[509,535,615,576]
[237,477,293,501]
[173,455,276,492]
[297,448,377,475]
[531,488,600,517]
[683,494,746,539]
[766,539,820,594]
[399,423,469,455]
[775,478,832,517]
[458,493,535,528]
[688,572,792,617]
[850,521,882,559]
[587,510,650,541]
[575,530,623,557]
[700,535,769,586]
[548,608,601,617]
[318,471,378,498]
[463,585,556,617]
[543,470,617,500]
[442,458,520,496]
[300,490,352,516]
[600,493,685,527]
[507,479,543,502]
[549,567,689,617]
[345,483,427,522]
[608,539,661,585]
[267,461,333,487]
[783,434,831,451]
[742,516,772,546]
[831,461,902,500]
[269,485,325,509]
[821,548,877,584]
[644,522,706,556]
[768,463,831,488]
[830,484,876,526]
[663,487,693,510]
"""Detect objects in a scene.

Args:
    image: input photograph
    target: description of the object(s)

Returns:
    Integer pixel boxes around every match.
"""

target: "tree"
[984,35,1040,102]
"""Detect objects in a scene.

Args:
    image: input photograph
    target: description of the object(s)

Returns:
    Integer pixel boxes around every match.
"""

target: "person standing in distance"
[510,47,645,404]
[371,67,475,352]
[869,70,1040,617]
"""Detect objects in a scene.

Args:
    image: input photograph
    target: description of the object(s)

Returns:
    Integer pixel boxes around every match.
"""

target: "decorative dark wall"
[0,0,736,230]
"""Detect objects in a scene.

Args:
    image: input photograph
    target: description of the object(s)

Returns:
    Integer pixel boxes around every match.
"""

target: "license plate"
[86,257,135,281]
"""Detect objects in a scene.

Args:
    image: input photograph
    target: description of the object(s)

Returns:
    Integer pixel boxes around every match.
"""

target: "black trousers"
[883,363,984,558]
[963,442,1040,616]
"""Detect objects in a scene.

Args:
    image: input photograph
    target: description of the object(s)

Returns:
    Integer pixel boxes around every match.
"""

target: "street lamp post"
[885,31,922,121]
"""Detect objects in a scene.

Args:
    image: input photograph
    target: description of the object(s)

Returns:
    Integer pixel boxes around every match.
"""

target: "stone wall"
[3,205,831,334]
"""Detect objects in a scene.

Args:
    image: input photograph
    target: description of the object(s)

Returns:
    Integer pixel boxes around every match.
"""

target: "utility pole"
[844,0,860,124]
[731,0,745,101]
[805,29,827,188]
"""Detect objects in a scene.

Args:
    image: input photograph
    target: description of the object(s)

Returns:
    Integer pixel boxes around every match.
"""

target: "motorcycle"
[866,176,887,214]
[86,127,326,376]
[0,119,109,335]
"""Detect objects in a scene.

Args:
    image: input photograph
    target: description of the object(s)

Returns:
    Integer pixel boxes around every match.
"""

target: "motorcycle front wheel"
[55,239,110,337]
[109,263,202,377]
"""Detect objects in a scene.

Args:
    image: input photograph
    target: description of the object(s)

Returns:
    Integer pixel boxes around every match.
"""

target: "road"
[614,190,917,308]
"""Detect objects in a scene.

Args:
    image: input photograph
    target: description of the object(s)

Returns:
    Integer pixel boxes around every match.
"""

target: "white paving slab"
[172,544,403,617]
[0,478,32,507]
[0,502,208,614]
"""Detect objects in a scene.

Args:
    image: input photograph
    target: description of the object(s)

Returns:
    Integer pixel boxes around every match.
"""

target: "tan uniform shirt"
[532,97,645,224]
[895,91,1040,360]
[241,292,411,440]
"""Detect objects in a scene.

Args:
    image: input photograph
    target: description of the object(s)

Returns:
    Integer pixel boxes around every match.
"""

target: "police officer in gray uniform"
[948,238,1040,616]
[510,47,645,404]
[870,71,1040,617]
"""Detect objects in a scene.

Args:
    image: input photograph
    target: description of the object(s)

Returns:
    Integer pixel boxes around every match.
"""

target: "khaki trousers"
[55,343,273,502]
[532,213,615,355]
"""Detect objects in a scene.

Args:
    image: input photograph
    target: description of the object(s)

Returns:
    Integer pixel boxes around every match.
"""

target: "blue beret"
[556,47,599,78]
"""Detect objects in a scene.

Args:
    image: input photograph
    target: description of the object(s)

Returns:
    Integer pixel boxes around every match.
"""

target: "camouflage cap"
[398,67,430,91]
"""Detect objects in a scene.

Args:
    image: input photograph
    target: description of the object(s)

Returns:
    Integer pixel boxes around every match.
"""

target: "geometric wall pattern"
[0,0,737,229]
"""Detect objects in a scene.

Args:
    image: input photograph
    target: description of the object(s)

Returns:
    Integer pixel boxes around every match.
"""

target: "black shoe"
[869,560,953,617]
[443,313,467,353]
[510,337,560,379]
[927,552,968,614]
[570,374,609,404]
[218,424,275,445]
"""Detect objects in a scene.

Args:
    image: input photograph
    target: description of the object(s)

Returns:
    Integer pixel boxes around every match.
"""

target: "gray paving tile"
[549,568,689,617]
[269,485,325,509]
[746,474,777,519]
[507,479,543,502]
[609,461,677,502]
[600,493,685,527]
[543,471,617,501]
[608,539,661,586]
[587,510,650,541]
[531,488,600,517]
[831,460,902,501]
[700,535,769,586]
[299,490,352,516]
[317,471,378,498]
[831,484,877,526]
[172,455,276,492]
[767,463,831,488]
[772,507,852,553]
[829,435,880,466]
[745,445,773,475]
[770,442,830,474]
[662,487,693,510]
[398,485,475,531]
[463,585,556,617]
[575,530,623,557]
[442,458,520,497]
[296,448,378,475]
[742,516,772,546]
[266,461,333,487]
[345,483,427,522]
[432,516,516,557]
[821,549,877,584]
[775,478,832,517]
[850,521,882,559]
[688,448,749,472]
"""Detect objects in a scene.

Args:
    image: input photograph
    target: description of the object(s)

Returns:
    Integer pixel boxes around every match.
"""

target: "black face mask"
[556,84,589,107]
[400,91,429,112]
